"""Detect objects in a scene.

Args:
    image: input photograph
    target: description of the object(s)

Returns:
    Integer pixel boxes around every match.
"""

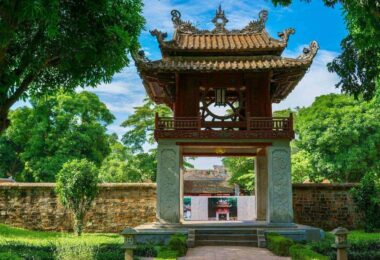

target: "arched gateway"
[122,6,323,254]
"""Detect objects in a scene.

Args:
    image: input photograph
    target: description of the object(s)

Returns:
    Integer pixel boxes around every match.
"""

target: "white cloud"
[142,0,270,33]
[273,48,341,111]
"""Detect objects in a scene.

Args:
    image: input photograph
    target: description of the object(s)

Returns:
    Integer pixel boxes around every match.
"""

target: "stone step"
[195,228,258,235]
[195,240,258,247]
[196,234,258,241]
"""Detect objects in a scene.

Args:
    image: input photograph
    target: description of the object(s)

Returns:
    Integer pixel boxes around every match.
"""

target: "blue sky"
[14,0,348,169]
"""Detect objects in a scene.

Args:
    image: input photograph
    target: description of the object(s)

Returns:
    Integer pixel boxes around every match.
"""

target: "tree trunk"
[0,107,10,135]
[74,213,84,236]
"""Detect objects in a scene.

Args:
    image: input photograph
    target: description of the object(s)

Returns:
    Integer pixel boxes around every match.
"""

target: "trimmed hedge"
[156,249,178,260]
[289,244,329,260]
[266,233,294,256]
[309,231,380,260]
[0,242,124,260]
[167,233,187,256]
[133,233,188,259]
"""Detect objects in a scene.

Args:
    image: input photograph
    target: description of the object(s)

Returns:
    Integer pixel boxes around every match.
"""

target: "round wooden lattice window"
[199,87,246,130]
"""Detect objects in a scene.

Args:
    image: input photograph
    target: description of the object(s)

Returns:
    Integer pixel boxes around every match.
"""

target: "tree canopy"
[294,94,380,183]
[0,91,114,181]
[222,157,255,195]
[271,0,380,100]
[99,134,155,183]
[121,97,172,152]
[0,0,144,133]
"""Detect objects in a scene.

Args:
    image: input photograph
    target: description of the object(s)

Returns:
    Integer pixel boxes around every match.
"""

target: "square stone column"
[267,143,293,224]
[156,142,181,223]
[255,149,268,221]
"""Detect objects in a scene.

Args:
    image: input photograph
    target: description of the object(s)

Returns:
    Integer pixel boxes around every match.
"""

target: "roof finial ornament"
[212,4,229,34]
[241,9,268,34]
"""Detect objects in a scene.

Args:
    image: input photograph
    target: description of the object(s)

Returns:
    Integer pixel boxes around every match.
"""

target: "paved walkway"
[178,246,290,260]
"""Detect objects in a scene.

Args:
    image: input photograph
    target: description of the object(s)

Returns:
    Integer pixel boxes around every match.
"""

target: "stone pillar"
[156,142,181,223]
[267,143,293,224]
[255,149,268,221]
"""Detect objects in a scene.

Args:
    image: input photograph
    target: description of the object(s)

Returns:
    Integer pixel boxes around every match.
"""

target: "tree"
[0,0,144,133]
[1,91,114,181]
[119,97,172,181]
[350,171,380,232]
[271,0,380,100]
[56,159,99,236]
[0,136,23,178]
[222,157,255,195]
[121,97,172,152]
[99,134,154,183]
[295,94,380,182]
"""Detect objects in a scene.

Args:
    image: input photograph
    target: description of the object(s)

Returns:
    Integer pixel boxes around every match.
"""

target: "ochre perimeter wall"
[0,183,359,233]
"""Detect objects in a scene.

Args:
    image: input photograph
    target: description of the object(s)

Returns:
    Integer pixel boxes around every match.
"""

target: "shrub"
[55,243,95,260]
[289,244,329,260]
[307,232,335,256]
[95,244,124,260]
[167,233,187,256]
[0,243,54,260]
[156,249,178,260]
[266,233,294,256]
[56,159,99,236]
[350,171,380,232]
[134,243,159,257]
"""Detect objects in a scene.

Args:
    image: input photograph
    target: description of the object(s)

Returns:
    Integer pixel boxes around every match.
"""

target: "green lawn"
[348,230,380,242]
[0,224,124,259]
[0,224,123,246]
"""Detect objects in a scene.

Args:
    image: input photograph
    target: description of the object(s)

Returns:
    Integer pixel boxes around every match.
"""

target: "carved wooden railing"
[247,116,293,131]
[155,113,293,132]
[155,114,201,130]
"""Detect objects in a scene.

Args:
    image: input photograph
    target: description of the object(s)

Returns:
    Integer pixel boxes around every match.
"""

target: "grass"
[348,230,380,243]
[0,224,123,247]
[0,224,124,260]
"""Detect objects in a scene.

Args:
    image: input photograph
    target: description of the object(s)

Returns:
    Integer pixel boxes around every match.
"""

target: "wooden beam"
[176,142,272,147]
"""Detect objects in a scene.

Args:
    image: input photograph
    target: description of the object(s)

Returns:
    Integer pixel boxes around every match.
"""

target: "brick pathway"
[178,246,290,260]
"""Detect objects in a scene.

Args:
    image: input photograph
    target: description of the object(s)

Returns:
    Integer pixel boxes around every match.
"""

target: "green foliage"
[122,97,172,152]
[350,172,380,232]
[266,233,294,256]
[55,243,95,260]
[310,231,380,260]
[307,233,335,257]
[167,233,187,257]
[270,1,380,100]
[0,136,23,178]
[0,252,22,260]
[0,91,113,182]
[56,159,99,236]
[222,157,254,194]
[98,134,153,183]
[134,243,159,257]
[291,150,314,183]
[156,249,178,260]
[289,244,328,260]
[119,97,172,182]
[295,94,380,182]
[0,0,144,133]
[0,224,124,259]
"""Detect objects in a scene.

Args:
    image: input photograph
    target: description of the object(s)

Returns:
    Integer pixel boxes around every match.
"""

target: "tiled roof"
[162,31,287,52]
[136,55,311,72]
[184,179,235,195]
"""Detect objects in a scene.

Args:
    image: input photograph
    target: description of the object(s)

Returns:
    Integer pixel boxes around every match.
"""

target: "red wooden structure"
[134,6,318,142]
